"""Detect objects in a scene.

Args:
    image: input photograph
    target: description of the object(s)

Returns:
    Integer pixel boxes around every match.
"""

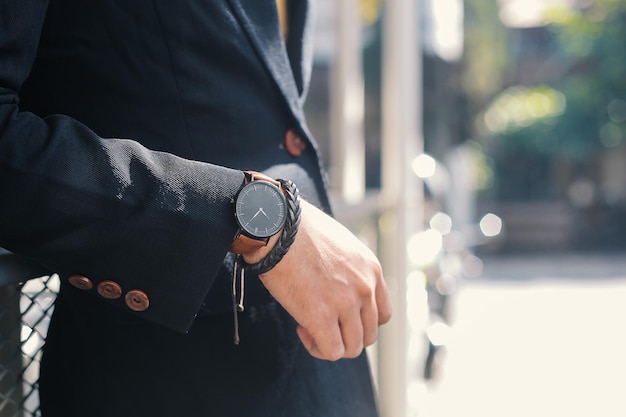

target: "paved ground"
[420,253,626,417]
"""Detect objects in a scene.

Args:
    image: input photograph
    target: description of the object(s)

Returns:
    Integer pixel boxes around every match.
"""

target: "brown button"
[284,129,306,157]
[125,290,150,312]
[68,274,93,291]
[97,280,122,300]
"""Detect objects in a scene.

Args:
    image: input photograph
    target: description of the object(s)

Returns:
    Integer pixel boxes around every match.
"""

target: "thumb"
[296,325,315,350]
[296,326,323,359]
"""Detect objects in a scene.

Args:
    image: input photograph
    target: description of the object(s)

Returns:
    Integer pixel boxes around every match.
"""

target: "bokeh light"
[429,212,453,235]
[407,229,443,266]
[412,154,437,178]
[479,213,503,237]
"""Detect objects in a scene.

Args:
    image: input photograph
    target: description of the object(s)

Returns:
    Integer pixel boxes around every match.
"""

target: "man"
[0,0,391,416]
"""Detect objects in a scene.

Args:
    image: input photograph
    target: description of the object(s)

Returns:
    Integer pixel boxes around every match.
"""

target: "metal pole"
[330,0,365,204]
[378,0,424,415]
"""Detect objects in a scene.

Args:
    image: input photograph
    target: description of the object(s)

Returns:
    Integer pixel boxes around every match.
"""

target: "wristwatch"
[230,171,288,255]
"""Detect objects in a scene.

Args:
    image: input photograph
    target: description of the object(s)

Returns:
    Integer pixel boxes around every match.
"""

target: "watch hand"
[244,208,263,227]
[259,207,270,219]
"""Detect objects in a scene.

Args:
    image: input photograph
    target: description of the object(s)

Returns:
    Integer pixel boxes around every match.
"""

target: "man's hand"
[249,199,392,361]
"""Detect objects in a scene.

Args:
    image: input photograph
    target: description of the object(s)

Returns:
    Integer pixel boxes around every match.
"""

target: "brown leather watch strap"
[229,171,283,255]
[230,233,268,255]
[243,171,281,188]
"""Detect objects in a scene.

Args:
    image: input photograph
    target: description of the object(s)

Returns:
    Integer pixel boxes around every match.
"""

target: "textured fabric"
[0,0,381,415]
[40,286,380,417]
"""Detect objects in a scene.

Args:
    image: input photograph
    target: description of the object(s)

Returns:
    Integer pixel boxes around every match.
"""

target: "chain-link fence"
[0,251,57,417]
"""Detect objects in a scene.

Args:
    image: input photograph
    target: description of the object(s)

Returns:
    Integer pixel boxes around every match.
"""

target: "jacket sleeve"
[0,0,245,333]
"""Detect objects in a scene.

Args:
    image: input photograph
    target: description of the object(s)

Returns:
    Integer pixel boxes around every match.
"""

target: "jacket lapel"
[226,0,306,110]
[285,0,314,97]
[226,0,331,210]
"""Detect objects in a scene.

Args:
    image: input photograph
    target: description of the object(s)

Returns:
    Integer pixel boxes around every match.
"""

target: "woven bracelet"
[238,179,302,275]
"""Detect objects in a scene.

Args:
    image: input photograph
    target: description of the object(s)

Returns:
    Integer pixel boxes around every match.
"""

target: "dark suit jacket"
[1,0,333,332]
[0,0,380,415]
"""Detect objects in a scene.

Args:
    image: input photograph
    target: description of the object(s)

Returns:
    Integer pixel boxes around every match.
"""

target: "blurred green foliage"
[463,0,511,105]
[470,0,626,161]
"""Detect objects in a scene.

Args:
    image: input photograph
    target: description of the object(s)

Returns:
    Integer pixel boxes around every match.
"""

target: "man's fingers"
[296,326,318,356]
[298,304,378,360]
[293,278,391,360]
[360,303,379,347]
[297,324,345,361]
[339,310,364,358]
[376,278,393,325]
[296,327,328,361]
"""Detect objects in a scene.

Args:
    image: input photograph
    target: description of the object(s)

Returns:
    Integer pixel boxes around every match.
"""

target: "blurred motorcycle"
[411,150,502,381]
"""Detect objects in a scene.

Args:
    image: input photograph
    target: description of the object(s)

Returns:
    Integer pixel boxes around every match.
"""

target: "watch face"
[235,181,287,238]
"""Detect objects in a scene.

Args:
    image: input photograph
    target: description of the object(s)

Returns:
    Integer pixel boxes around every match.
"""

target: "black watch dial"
[235,181,287,238]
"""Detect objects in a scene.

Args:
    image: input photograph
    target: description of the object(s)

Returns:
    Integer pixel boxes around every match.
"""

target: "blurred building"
[465,0,626,253]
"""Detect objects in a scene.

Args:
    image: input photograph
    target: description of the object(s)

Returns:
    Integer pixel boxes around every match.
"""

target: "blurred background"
[1,1,625,416]
[303,0,626,416]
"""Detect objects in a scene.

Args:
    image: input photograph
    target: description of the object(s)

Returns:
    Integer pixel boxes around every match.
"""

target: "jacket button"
[97,280,123,300]
[125,290,150,312]
[284,129,306,157]
[68,275,93,291]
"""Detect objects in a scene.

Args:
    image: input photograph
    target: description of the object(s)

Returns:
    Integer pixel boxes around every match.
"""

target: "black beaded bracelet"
[238,179,301,275]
